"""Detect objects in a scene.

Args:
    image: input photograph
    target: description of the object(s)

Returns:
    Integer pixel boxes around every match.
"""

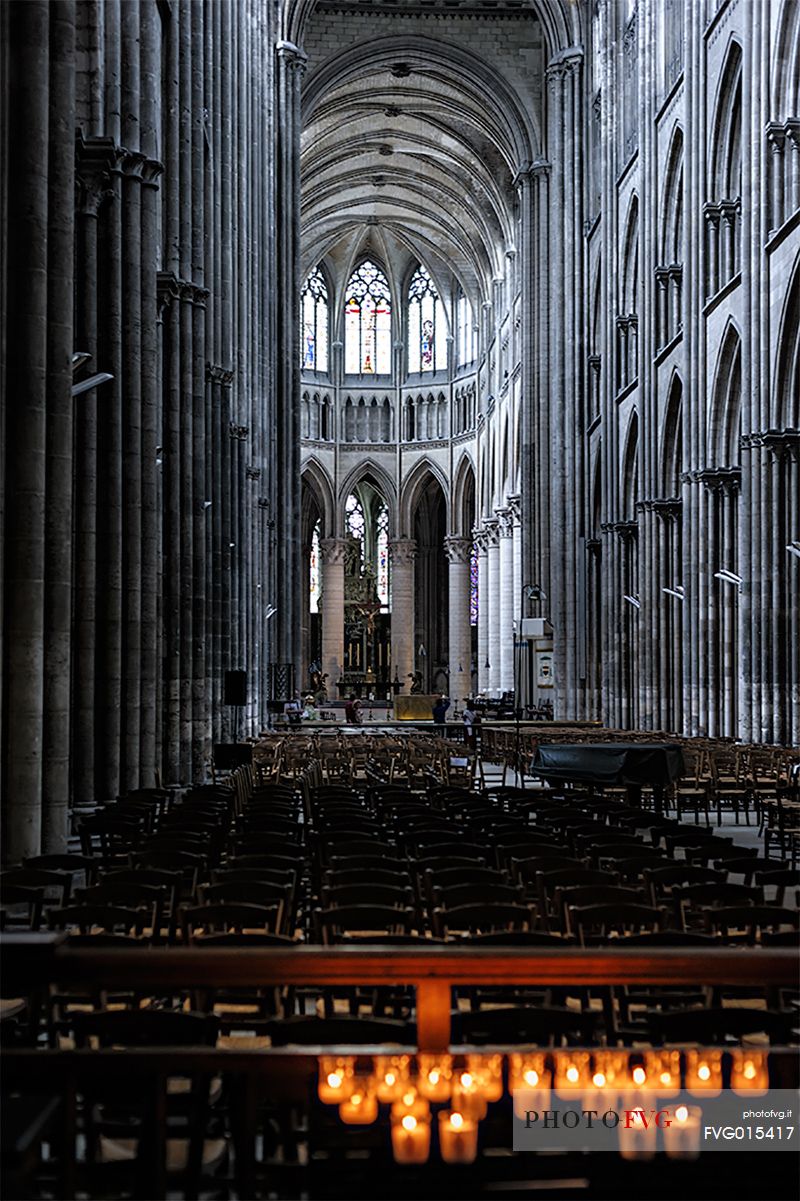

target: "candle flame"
[676,1105,689,1123]
[385,1073,396,1086]
[697,1064,710,1081]
[450,1112,464,1129]
[460,1073,473,1088]
[524,1070,539,1086]
[327,1073,342,1089]
[428,1070,439,1084]
[592,1072,606,1088]
[743,1061,756,1080]
[351,1093,362,1105]
[402,1091,415,1106]
[402,1115,417,1131]
[659,1072,672,1086]
[632,1067,646,1086]
[566,1066,579,1084]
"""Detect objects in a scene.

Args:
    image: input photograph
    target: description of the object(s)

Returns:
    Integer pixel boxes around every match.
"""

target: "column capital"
[74,133,119,216]
[276,39,308,74]
[444,535,471,565]
[319,537,349,565]
[507,494,522,523]
[389,537,417,567]
[483,517,500,547]
[495,507,514,536]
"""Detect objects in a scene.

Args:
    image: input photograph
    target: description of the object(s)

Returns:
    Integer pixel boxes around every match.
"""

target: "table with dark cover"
[532,742,685,812]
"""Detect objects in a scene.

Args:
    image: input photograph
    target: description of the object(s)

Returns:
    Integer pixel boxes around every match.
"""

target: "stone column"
[497,508,514,693]
[545,48,584,719]
[320,537,347,700]
[275,40,306,683]
[475,526,489,693]
[390,538,417,691]
[444,536,472,706]
[485,518,500,694]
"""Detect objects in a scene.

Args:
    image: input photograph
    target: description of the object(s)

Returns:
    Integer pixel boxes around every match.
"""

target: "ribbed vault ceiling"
[300,35,541,306]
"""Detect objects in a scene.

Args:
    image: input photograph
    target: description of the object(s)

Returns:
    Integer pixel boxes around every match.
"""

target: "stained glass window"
[376,502,390,609]
[344,260,392,374]
[456,290,476,366]
[300,267,329,373]
[470,540,479,626]
[309,520,321,614]
[408,265,447,374]
[345,492,366,567]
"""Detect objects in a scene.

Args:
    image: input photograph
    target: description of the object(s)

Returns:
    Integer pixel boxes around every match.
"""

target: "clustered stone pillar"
[320,538,347,699]
[497,509,514,694]
[444,536,472,706]
[3,1,76,860]
[485,519,500,694]
[475,527,489,693]
[390,538,417,689]
[1,0,279,861]
[545,48,585,719]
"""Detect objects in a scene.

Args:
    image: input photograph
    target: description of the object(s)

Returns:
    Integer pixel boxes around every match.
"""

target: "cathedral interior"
[0,2,799,1199]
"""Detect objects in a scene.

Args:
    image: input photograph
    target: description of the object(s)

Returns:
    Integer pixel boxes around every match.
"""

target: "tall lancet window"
[300,266,329,373]
[456,289,476,366]
[376,502,390,609]
[309,520,321,614]
[344,260,392,374]
[408,265,447,373]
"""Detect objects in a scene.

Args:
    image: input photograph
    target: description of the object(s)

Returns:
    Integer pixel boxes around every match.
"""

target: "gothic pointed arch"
[774,252,800,429]
[399,458,450,536]
[621,409,639,520]
[772,0,800,119]
[708,321,742,466]
[660,127,684,265]
[300,458,335,539]
[337,459,398,534]
[452,453,477,539]
[660,371,683,497]
[709,40,742,201]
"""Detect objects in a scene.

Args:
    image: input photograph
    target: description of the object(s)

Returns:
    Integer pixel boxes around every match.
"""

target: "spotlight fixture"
[786,542,800,559]
[662,585,685,600]
[525,585,548,602]
[264,605,277,621]
[623,594,641,609]
[72,372,114,397]
[714,569,742,586]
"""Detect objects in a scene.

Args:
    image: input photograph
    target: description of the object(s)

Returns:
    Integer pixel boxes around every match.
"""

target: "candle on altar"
[318,1056,355,1104]
[509,1053,551,1118]
[417,1054,453,1103]
[644,1050,680,1098]
[438,1110,479,1164]
[339,1084,379,1125]
[685,1050,722,1096]
[467,1053,504,1102]
[391,1113,431,1164]
[375,1054,411,1103]
[730,1050,769,1096]
[554,1051,591,1097]
[390,1088,430,1124]
[663,1104,702,1160]
[618,1101,657,1161]
[450,1069,488,1119]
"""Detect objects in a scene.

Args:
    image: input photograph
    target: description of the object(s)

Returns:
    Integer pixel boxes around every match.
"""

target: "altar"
[394,694,438,721]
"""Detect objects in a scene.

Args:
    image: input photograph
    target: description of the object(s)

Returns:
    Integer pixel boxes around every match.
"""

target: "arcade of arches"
[1,0,800,858]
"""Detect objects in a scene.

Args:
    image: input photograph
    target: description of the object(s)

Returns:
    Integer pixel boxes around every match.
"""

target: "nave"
[2,730,798,1199]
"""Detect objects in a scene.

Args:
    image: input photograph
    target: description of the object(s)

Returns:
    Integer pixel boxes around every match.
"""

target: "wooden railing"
[3,935,795,1051]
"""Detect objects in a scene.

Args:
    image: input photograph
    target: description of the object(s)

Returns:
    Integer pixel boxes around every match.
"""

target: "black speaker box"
[224,669,247,706]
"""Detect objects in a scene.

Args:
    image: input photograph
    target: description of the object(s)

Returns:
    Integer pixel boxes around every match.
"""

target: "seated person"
[303,695,319,721]
[344,694,362,724]
[283,692,303,724]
